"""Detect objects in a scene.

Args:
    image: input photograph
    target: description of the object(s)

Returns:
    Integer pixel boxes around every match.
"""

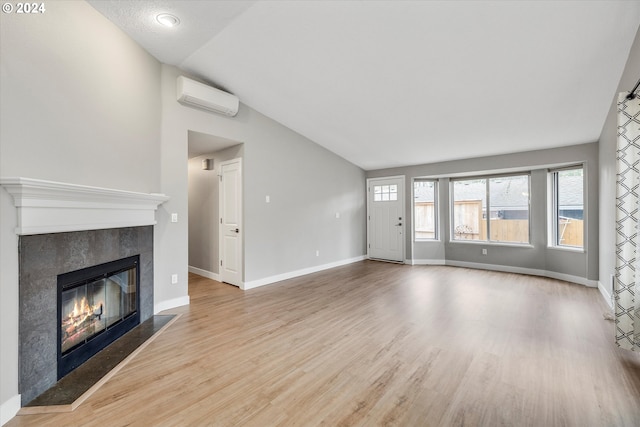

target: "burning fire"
[62,297,104,346]
[71,297,93,319]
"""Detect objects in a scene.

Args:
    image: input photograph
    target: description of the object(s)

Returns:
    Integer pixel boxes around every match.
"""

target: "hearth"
[58,255,140,379]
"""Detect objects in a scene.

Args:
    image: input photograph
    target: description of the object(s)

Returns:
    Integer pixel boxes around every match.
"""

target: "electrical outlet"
[335,212,340,219]
[171,274,178,284]
[316,250,320,257]
[171,213,178,223]
[482,248,488,255]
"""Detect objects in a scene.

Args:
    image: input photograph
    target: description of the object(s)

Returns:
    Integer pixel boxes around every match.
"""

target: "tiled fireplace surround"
[0,178,168,405]
[19,227,153,404]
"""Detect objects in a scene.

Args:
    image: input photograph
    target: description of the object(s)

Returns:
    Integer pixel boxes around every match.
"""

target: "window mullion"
[553,173,559,245]
[486,179,491,242]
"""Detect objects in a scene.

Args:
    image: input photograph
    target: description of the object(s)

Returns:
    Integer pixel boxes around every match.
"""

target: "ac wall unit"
[177,76,239,117]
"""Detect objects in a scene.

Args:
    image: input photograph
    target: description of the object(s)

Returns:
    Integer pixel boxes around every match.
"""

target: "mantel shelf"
[0,177,169,235]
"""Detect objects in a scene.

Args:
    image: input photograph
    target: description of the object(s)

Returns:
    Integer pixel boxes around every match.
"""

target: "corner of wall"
[598,280,614,310]
[0,394,21,426]
[154,296,190,315]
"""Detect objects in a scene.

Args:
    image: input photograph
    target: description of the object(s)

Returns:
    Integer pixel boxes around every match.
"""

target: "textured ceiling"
[87,0,256,64]
[89,1,640,171]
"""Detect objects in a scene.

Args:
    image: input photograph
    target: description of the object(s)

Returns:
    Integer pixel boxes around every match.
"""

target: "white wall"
[599,26,640,304]
[0,1,161,422]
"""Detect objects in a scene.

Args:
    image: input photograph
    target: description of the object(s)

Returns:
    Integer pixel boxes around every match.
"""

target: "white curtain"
[615,91,640,351]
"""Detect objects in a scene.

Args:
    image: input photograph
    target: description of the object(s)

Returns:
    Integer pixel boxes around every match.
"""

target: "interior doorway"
[187,130,244,286]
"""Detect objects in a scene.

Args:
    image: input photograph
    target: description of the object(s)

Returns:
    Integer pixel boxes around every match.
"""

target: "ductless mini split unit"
[176,76,239,117]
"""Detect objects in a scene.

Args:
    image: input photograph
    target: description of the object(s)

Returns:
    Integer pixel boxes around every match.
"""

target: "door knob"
[396,223,402,226]
[234,228,239,233]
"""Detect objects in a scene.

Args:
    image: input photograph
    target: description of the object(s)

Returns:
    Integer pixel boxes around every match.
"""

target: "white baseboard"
[243,256,366,290]
[410,259,446,266]
[598,281,614,310]
[154,295,190,314]
[544,270,598,288]
[442,260,598,288]
[1,394,21,426]
[188,266,220,282]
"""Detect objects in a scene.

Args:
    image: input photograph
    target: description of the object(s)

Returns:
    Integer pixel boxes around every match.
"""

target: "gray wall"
[367,143,599,281]
[188,144,244,274]
[599,26,640,300]
[1,7,367,415]
[158,64,367,300]
[0,1,161,416]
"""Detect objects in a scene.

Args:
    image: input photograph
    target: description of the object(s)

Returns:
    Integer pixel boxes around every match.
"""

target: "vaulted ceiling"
[88,1,640,170]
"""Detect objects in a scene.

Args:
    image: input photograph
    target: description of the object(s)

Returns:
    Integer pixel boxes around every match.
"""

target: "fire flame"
[62,296,105,352]
[71,297,92,319]
[65,298,102,330]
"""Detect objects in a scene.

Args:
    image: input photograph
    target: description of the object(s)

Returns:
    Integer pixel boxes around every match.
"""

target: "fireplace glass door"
[57,255,140,378]
[61,268,137,354]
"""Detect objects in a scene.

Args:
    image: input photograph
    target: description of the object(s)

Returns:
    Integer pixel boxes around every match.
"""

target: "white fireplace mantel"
[0,177,170,235]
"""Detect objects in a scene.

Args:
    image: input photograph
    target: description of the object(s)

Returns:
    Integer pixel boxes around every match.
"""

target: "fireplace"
[17,227,155,405]
[1,177,168,405]
[58,255,140,379]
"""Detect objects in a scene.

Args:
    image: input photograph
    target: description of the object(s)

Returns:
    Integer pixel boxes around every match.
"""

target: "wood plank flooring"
[7,261,640,426]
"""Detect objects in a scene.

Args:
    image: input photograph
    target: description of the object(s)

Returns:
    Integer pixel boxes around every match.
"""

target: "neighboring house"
[416,176,584,220]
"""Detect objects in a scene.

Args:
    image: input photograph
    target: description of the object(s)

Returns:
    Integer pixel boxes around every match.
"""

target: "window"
[452,178,487,241]
[373,184,397,201]
[550,166,584,249]
[451,174,530,244]
[414,180,437,240]
[489,175,530,244]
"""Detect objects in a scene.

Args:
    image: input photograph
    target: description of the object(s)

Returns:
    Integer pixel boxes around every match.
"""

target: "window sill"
[547,245,585,254]
[414,239,441,243]
[449,240,534,249]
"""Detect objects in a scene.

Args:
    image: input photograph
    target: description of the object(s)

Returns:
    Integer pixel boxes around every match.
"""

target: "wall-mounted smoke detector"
[156,13,180,28]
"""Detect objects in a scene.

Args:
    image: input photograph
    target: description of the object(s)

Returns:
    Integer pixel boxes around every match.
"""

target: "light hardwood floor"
[8,261,640,426]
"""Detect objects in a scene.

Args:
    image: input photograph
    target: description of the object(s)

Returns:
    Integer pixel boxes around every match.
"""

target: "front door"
[367,176,405,263]
[219,158,243,286]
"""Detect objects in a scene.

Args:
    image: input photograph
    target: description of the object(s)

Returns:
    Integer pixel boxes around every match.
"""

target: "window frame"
[373,183,398,202]
[450,172,531,245]
[413,179,439,241]
[548,165,585,251]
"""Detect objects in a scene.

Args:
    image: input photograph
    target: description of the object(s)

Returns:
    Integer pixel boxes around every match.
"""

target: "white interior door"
[219,158,243,286]
[367,176,405,263]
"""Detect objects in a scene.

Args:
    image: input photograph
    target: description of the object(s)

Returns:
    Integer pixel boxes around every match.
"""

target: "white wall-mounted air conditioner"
[177,76,239,117]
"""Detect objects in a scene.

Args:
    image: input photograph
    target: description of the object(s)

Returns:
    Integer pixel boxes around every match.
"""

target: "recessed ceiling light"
[156,13,180,28]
